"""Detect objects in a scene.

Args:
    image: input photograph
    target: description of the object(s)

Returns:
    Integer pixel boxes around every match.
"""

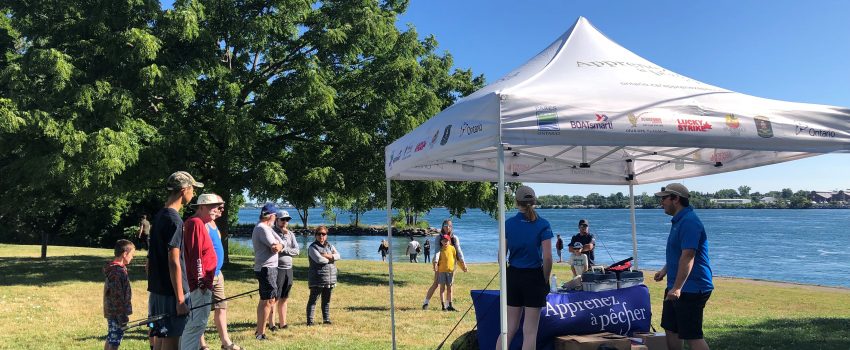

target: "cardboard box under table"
[471,285,652,350]
[631,332,667,350]
[555,332,631,350]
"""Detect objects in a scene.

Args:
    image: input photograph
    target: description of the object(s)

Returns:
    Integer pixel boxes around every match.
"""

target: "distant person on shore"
[103,239,135,350]
[269,209,299,331]
[378,240,389,262]
[433,235,466,311]
[199,194,242,350]
[252,204,283,340]
[568,219,596,266]
[564,242,589,290]
[422,219,467,310]
[406,236,421,262]
[653,183,713,350]
[137,214,150,251]
[178,194,220,350]
[495,186,553,350]
[147,171,202,350]
[306,225,340,325]
[555,234,564,263]
[423,240,431,263]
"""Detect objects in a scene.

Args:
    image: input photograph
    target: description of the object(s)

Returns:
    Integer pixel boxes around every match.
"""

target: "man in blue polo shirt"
[653,183,713,350]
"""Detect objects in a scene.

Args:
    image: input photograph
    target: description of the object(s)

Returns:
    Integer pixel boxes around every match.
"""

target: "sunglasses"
[278,218,291,222]
[579,224,588,227]
[216,206,225,210]
[317,232,328,236]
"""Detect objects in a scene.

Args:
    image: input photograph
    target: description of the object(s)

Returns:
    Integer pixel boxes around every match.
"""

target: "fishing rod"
[434,270,499,350]
[121,288,260,331]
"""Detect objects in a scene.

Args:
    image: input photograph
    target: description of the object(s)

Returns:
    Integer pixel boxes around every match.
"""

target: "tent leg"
[497,145,508,350]
[387,179,397,350]
[629,183,638,270]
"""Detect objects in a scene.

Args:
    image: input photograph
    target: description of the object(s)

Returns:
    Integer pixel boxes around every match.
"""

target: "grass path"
[1,244,848,349]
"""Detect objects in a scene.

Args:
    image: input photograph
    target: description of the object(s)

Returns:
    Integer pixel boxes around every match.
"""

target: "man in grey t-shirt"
[252,204,282,340]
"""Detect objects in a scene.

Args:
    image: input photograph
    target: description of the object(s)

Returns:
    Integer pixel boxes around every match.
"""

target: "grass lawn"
[1,243,849,349]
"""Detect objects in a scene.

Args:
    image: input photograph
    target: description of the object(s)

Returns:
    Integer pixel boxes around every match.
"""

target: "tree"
[738,185,751,197]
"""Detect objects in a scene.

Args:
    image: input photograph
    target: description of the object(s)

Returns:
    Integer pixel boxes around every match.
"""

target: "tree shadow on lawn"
[711,317,850,350]
[0,255,144,286]
[220,259,409,287]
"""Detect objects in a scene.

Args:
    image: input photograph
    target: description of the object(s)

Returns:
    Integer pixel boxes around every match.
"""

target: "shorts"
[211,272,227,309]
[506,266,548,308]
[105,318,125,346]
[255,267,278,300]
[275,268,294,299]
[437,271,454,286]
[148,291,189,337]
[661,288,712,339]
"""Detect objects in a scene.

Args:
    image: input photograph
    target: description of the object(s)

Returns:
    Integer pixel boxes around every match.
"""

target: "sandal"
[200,346,210,350]
[222,343,242,350]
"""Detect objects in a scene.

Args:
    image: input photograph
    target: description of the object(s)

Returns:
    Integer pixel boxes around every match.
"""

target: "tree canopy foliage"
[0,0,500,258]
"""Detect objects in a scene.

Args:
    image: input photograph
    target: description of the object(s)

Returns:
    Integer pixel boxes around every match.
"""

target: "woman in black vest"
[306,225,340,325]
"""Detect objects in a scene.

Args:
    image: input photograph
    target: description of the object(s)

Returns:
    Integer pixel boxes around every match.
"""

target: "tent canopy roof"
[385,17,850,184]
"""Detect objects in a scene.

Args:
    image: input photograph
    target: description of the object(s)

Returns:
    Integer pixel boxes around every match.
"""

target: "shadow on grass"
[710,317,850,350]
[0,255,140,286]
[220,257,408,287]
[345,305,421,312]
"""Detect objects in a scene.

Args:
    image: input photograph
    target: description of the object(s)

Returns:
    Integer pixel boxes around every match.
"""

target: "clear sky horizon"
[398,0,850,196]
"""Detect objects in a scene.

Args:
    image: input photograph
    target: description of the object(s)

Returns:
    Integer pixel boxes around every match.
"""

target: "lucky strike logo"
[676,119,712,132]
[414,141,426,152]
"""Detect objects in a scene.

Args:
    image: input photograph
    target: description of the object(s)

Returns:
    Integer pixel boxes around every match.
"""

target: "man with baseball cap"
[252,203,283,340]
[568,219,596,265]
[653,183,713,350]
[178,193,221,350]
[147,171,203,350]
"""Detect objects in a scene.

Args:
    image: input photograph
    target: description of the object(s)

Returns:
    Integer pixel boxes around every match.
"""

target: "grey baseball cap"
[515,185,537,205]
[166,171,204,190]
[655,183,690,199]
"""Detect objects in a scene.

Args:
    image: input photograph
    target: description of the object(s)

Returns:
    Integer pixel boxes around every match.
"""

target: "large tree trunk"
[40,229,48,260]
[297,207,309,227]
[355,211,360,227]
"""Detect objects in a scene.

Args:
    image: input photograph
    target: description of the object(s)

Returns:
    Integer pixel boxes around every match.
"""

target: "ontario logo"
[723,114,744,136]
[569,113,614,130]
[536,105,560,135]
[459,122,483,137]
[795,121,836,138]
[676,118,712,132]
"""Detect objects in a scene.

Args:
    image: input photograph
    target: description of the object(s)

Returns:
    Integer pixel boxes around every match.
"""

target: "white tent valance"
[385,17,850,184]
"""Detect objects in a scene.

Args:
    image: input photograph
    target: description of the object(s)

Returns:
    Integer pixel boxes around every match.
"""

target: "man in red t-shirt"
[179,193,222,350]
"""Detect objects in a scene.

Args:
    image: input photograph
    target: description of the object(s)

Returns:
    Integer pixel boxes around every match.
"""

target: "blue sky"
[398,0,850,195]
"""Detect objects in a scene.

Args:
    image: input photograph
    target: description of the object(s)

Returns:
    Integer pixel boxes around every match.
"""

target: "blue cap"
[261,203,279,216]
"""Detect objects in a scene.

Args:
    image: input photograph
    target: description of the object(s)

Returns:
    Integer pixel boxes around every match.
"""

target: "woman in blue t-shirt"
[495,186,553,350]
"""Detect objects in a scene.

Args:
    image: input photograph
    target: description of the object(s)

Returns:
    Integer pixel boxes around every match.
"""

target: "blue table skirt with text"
[471,285,652,350]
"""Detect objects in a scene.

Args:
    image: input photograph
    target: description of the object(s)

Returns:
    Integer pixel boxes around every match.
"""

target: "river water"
[233,208,850,288]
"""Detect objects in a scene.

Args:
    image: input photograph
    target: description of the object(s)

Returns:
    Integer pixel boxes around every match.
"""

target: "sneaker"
[323,320,332,325]
[446,305,457,311]
[268,324,278,332]
[255,333,267,340]
[441,306,446,311]
[421,303,429,310]
[306,321,314,326]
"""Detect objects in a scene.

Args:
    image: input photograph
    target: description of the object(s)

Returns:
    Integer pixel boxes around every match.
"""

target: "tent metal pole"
[387,178,397,350]
[628,183,639,270]
[497,144,508,350]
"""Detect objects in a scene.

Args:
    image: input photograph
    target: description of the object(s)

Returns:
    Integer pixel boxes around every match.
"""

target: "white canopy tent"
[382,17,850,349]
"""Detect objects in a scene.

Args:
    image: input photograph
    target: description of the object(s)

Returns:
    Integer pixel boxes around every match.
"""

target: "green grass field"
[1,244,849,349]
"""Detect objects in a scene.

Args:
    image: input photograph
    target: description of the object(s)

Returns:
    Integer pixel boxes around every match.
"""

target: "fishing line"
[590,229,618,264]
[434,269,499,350]
[121,288,259,331]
